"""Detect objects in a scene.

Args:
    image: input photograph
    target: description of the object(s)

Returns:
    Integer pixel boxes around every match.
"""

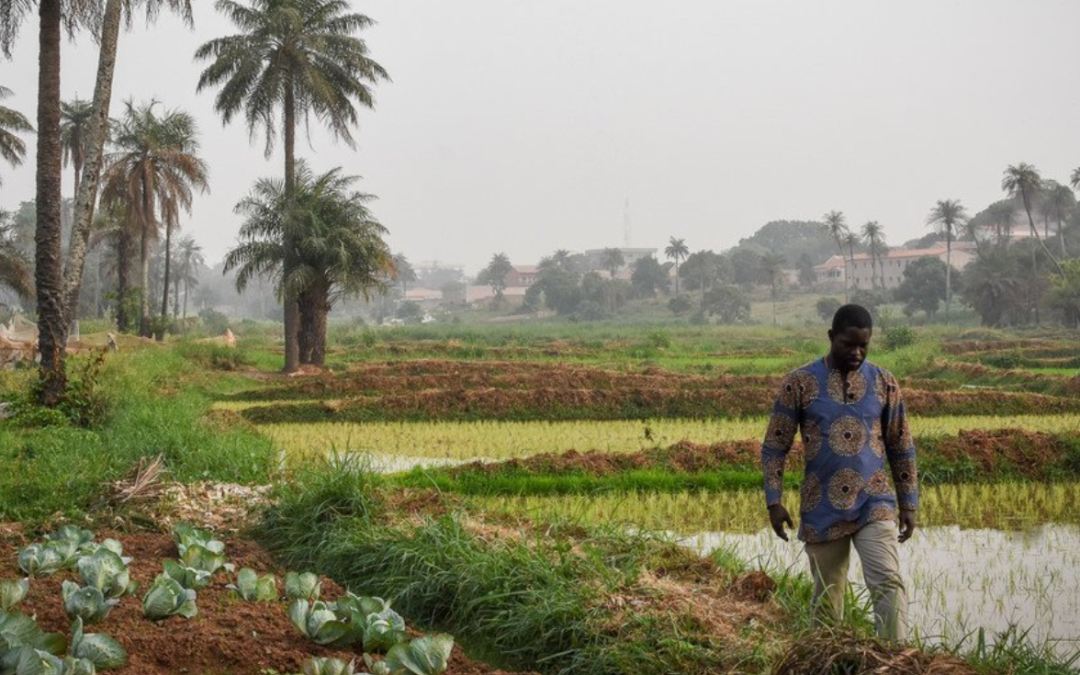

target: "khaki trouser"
[804,520,908,641]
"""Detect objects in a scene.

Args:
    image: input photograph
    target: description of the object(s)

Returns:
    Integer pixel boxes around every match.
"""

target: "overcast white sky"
[1,1,1079,275]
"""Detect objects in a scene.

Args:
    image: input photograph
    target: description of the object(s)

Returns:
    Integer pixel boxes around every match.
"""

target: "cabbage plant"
[285,572,321,601]
[45,526,94,551]
[68,619,127,671]
[61,583,118,624]
[0,611,67,674]
[385,635,454,675]
[17,541,79,577]
[230,568,277,602]
[332,593,388,617]
[301,656,355,675]
[173,523,224,557]
[179,544,231,576]
[142,576,197,620]
[363,654,391,675]
[0,580,29,612]
[288,600,350,646]
[76,550,135,599]
[357,608,406,653]
[161,560,212,591]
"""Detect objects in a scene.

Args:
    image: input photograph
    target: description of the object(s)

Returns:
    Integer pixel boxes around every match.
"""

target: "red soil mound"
[0,532,535,675]
[931,429,1071,478]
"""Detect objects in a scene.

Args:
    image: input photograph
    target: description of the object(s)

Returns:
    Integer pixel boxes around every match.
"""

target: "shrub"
[882,325,916,351]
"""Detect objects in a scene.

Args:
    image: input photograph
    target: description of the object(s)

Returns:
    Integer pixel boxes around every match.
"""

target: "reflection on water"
[685,525,1080,657]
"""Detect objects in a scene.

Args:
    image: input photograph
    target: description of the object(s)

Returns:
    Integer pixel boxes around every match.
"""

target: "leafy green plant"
[231,568,277,602]
[301,656,355,675]
[357,608,406,653]
[332,593,387,618]
[285,572,321,601]
[384,635,454,675]
[362,654,390,675]
[0,580,29,612]
[288,600,350,646]
[76,549,135,599]
[161,560,212,591]
[142,575,197,620]
[173,523,225,558]
[0,611,67,675]
[179,543,231,577]
[61,582,118,624]
[18,542,80,577]
[69,618,127,671]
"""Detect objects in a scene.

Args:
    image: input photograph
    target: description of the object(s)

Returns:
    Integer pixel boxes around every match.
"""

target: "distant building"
[813,244,975,291]
[442,284,529,307]
[504,264,540,288]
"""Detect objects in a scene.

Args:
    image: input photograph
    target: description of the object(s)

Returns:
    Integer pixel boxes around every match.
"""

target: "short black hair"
[831,304,873,332]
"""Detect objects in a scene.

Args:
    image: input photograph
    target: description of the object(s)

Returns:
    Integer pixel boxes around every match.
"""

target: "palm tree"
[989,201,1015,247]
[175,235,204,322]
[842,232,860,291]
[62,0,195,335]
[0,214,34,301]
[0,86,33,186]
[822,210,849,299]
[100,101,209,337]
[60,98,93,198]
[392,253,417,296]
[600,247,625,279]
[1072,167,1080,192]
[926,200,966,325]
[479,253,513,305]
[860,221,886,291]
[2,0,100,405]
[759,252,786,325]
[1043,182,1076,256]
[196,0,389,372]
[226,163,393,365]
[664,237,688,294]
[1002,163,1065,279]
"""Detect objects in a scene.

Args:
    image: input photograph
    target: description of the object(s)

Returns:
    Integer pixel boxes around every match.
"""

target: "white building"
[813,243,975,291]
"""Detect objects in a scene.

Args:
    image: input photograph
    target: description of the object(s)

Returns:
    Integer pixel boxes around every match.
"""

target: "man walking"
[761,304,916,640]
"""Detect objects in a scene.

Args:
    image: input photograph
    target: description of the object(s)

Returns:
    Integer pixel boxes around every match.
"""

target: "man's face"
[828,326,871,372]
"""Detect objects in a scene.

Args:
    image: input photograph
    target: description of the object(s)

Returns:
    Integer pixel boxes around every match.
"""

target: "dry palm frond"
[772,632,975,675]
[109,454,168,504]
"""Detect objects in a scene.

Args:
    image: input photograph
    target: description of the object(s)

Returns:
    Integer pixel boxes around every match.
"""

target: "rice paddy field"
[222,324,1080,663]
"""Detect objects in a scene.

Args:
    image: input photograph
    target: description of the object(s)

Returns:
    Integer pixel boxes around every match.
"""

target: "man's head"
[828,304,873,372]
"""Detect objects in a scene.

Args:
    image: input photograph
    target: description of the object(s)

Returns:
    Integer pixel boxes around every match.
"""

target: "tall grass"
[0,347,275,523]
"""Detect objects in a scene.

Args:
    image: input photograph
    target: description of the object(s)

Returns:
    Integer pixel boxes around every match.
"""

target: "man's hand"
[898,509,916,543]
[768,504,794,541]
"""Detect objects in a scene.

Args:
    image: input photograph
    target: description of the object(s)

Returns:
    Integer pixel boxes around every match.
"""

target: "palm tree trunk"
[62,0,122,328]
[674,260,680,295]
[173,271,181,318]
[1058,215,1066,256]
[847,243,856,292]
[299,278,330,367]
[281,78,300,373]
[159,219,172,332]
[35,0,67,407]
[116,229,130,331]
[1021,191,1066,278]
[182,265,189,322]
[945,230,952,326]
[139,181,154,337]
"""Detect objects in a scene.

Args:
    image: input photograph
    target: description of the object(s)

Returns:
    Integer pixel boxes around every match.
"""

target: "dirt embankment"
[449,429,1078,482]
[0,532,536,675]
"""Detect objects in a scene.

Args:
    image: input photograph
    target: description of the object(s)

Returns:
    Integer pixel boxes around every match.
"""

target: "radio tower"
[623,198,632,248]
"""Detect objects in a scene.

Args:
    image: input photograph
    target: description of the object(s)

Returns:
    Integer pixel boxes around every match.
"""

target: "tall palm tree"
[100,101,209,337]
[1002,163,1065,279]
[62,0,195,334]
[1043,182,1076,256]
[0,86,33,186]
[927,199,966,325]
[1072,167,1080,192]
[860,221,886,291]
[226,163,392,365]
[3,0,100,405]
[664,237,688,295]
[822,210,850,299]
[196,0,389,372]
[842,232,860,291]
[175,235,204,321]
[600,247,625,279]
[59,97,93,198]
[759,252,786,325]
[392,253,416,296]
[989,201,1015,247]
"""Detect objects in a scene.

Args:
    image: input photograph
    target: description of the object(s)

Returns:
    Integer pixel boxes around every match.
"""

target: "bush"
[668,294,693,315]
[881,325,916,351]
[198,308,230,335]
[816,297,842,322]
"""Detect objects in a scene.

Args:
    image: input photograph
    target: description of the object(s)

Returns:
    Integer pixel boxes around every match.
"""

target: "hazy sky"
[2,1,1079,276]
